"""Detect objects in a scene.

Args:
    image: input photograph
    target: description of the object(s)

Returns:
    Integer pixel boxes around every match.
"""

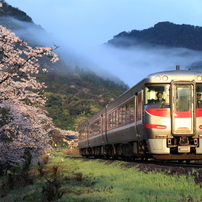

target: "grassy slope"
[1,151,202,202]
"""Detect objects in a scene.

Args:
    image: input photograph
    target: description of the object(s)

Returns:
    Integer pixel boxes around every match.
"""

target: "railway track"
[67,155,202,184]
[68,155,202,170]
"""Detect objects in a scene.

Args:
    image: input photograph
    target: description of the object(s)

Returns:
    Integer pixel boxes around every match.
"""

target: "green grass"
[1,151,202,201]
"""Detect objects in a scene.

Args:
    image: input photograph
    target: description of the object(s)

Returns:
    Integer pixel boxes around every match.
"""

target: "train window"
[137,93,142,120]
[108,100,135,129]
[115,110,119,126]
[144,85,170,108]
[118,108,122,125]
[130,101,134,121]
[122,106,126,123]
[196,84,202,108]
[90,119,101,135]
[126,107,130,122]
[79,130,85,140]
[175,85,191,112]
[108,113,112,128]
[112,111,116,127]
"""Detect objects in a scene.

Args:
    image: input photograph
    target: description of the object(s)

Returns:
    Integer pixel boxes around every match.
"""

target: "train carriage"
[78,66,202,161]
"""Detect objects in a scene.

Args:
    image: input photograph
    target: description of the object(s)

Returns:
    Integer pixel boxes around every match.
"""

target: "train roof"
[147,69,202,77]
[106,69,202,109]
[146,69,202,83]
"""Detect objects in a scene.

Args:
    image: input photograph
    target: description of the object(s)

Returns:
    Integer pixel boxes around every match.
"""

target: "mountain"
[0,1,128,130]
[0,1,32,22]
[108,21,202,51]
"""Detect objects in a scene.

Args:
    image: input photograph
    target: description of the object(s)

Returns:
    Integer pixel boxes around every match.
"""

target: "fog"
[86,43,202,87]
[3,16,202,88]
[47,32,202,87]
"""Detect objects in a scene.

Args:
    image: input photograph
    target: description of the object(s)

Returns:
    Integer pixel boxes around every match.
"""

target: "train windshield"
[196,84,202,108]
[144,85,170,108]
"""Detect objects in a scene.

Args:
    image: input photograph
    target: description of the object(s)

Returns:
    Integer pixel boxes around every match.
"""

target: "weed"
[63,147,80,156]
[52,165,59,177]
[42,177,65,201]
[41,165,66,201]
[74,172,83,181]
[0,164,5,176]
[40,153,49,164]
[22,148,32,172]
[0,168,33,198]
[37,161,45,176]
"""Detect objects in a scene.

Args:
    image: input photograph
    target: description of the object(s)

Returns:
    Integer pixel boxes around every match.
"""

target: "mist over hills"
[108,21,202,51]
[93,21,202,84]
[0,1,126,85]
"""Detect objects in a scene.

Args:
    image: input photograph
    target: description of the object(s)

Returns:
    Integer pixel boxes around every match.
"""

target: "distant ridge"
[108,22,202,51]
[0,1,32,22]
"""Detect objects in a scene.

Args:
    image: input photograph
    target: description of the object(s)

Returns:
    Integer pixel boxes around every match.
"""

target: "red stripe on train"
[145,108,170,117]
[197,109,202,117]
[145,124,167,129]
[146,108,202,118]
[175,109,202,118]
[173,109,192,118]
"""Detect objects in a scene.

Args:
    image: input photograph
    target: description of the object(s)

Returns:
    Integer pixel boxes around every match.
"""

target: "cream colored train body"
[78,68,202,160]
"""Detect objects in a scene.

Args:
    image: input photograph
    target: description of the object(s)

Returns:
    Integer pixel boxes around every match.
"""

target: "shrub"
[62,147,80,156]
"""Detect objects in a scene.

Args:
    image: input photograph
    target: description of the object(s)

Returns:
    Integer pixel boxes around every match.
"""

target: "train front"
[144,69,202,160]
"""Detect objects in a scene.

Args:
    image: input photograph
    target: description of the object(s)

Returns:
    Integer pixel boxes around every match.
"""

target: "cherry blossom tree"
[0,25,59,169]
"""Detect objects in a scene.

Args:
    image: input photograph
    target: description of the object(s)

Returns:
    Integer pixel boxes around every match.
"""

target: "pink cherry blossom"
[0,26,59,168]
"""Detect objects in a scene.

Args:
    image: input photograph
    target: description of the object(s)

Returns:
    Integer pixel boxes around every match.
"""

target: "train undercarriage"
[79,136,202,161]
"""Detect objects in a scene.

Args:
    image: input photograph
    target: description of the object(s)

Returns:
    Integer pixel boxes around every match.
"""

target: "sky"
[5,0,202,87]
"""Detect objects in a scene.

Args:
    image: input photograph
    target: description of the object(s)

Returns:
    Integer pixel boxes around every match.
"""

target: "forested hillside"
[36,60,127,130]
[0,1,128,130]
[108,21,202,50]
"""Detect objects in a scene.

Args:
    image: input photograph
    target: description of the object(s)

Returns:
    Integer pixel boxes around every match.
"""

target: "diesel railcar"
[78,67,202,161]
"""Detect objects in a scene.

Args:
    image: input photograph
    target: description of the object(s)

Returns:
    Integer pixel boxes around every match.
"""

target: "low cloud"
[2,17,126,85]
[85,42,202,87]
[3,16,202,88]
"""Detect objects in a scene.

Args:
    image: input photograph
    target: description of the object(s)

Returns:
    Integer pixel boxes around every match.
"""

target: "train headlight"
[162,75,168,81]
[194,139,198,145]
[197,75,202,81]
[167,139,172,144]
[155,75,161,81]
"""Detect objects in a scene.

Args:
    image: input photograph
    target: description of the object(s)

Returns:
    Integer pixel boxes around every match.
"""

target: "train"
[78,66,202,161]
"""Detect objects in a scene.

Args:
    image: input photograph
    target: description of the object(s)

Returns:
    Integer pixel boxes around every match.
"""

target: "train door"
[171,81,195,136]
[135,90,144,137]
[101,114,107,144]
[85,123,90,147]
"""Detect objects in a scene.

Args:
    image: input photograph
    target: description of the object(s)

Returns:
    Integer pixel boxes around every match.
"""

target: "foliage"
[0,1,32,22]
[1,151,202,201]
[45,153,202,202]
[1,168,34,196]
[0,25,59,168]
[40,66,127,130]
[62,147,80,156]
[109,21,202,51]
